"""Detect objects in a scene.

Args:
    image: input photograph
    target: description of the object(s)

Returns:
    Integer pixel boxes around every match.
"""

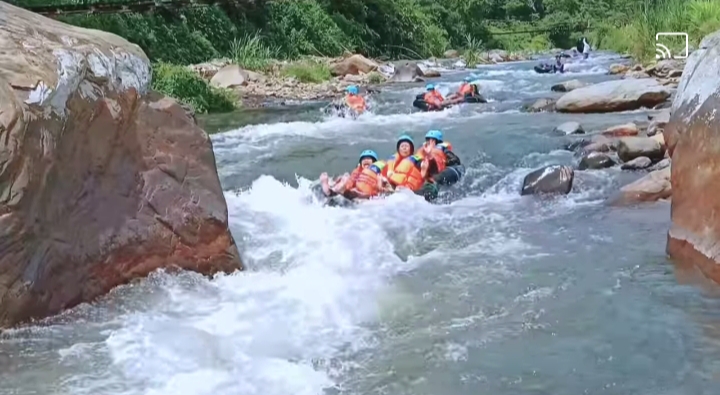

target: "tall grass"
[461,33,484,66]
[231,32,279,71]
[597,0,720,61]
[281,59,332,83]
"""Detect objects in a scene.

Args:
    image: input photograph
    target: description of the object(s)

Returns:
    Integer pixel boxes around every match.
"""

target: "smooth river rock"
[621,156,652,170]
[390,61,424,83]
[611,165,672,205]
[551,79,587,92]
[579,152,615,170]
[663,28,720,284]
[602,122,639,137]
[0,2,243,328]
[554,121,584,135]
[617,137,665,162]
[521,165,574,196]
[555,79,673,113]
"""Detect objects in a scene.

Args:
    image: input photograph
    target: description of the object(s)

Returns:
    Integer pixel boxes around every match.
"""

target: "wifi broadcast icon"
[655,32,689,59]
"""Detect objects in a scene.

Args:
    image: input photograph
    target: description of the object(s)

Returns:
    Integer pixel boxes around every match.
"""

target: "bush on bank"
[37,0,648,66]
[592,0,720,61]
[151,63,236,114]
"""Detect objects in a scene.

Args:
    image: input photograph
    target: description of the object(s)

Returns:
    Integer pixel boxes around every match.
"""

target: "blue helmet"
[425,129,443,142]
[397,134,415,150]
[359,149,378,163]
[346,85,359,95]
[463,76,472,82]
[426,83,435,91]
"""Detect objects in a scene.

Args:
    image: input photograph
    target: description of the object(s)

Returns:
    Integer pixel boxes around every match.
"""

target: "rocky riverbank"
[519,57,686,205]
[515,37,720,288]
[187,50,534,108]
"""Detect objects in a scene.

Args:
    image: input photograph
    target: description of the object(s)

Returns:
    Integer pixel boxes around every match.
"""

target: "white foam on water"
[55,176,459,395]
[212,107,459,153]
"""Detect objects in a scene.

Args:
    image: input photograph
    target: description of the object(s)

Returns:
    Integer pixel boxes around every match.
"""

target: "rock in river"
[555,79,673,113]
[390,61,424,83]
[602,122,639,137]
[0,2,243,328]
[663,28,720,283]
[579,152,615,170]
[554,121,584,135]
[521,165,574,196]
[551,79,587,92]
[611,165,672,205]
[617,137,665,162]
[522,98,556,113]
[621,156,652,170]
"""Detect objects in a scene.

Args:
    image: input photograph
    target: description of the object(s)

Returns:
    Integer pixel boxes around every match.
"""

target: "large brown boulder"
[0,2,242,328]
[555,79,672,113]
[663,29,720,283]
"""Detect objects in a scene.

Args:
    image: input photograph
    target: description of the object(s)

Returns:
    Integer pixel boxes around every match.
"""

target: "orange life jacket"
[345,94,366,113]
[387,155,425,191]
[459,83,474,95]
[423,91,444,108]
[382,153,409,177]
[354,161,386,196]
[344,166,364,190]
[416,142,453,158]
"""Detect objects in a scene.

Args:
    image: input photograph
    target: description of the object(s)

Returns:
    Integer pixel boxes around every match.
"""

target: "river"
[3,52,720,395]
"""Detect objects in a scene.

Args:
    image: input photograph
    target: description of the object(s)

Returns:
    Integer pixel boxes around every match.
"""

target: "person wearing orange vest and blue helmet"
[344,85,367,114]
[382,134,415,178]
[320,149,385,199]
[417,129,461,167]
[418,130,464,192]
[447,77,476,101]
[382,154,432,193]
[423,84,445,111]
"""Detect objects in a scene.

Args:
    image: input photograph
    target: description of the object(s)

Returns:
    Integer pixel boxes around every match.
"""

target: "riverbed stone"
[621,156,652,170]
[623,70,651,79]
[611,165,672,204]
[647,109,671,135]
[554,121,584,135]
[551,79,587,92]
[330,54,379,76]
[579,152,615,170]
[608,64,630,74]
[210,64,248,88]
[602,122,640,137]
[523,98,556,113]
[0,2,243,328]
[617,137,665,162]
[662,28,720,284]
[648,158,671,171]
[520,165,574,196]
[390,62,424,83]
[555,79,673,113]
[581,134,617,153]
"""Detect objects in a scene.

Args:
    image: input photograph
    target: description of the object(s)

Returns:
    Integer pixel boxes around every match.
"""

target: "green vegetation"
[281,59,333,83]
[11,0,720,112]
[594,0,720,61]
[231,32,279,72]
[14,0,613,66]
[368,72,385,84]
[151,63,236,113]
